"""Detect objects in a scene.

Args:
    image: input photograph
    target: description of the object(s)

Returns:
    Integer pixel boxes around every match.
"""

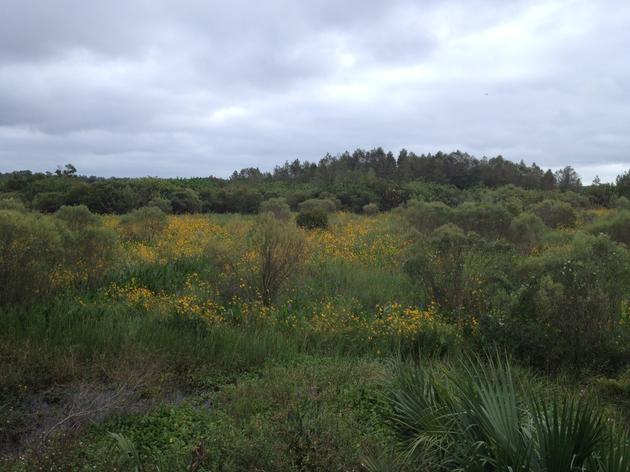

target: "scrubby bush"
[56,205,99,231]
[455,202,513,239]
[147,196,172,213]
[531,199,577,229]
[508,212,546,252]
[0,210,64,305]
[32,191,65,213]
[260,197,291,220]
[298,198,337,214]
[403,200,453,234]
[0,198,27,212]
[362,203,379,216]
[296,208,328,230]
[251,215,305,305]
[61,225,118,286]
[510,233,630,369]
[170,188,202,214]
[587,211,630,246]
[119,206,168,242]
[404,224,512,325]
[613,196,630,210]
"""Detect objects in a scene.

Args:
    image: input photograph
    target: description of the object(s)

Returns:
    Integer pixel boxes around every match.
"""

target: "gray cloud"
[0,0,628,181]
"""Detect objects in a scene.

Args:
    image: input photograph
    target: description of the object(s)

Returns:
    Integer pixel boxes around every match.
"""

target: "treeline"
[2,150,630,214]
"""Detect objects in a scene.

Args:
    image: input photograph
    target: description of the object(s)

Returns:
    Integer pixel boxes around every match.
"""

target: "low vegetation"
[4,155,630,470]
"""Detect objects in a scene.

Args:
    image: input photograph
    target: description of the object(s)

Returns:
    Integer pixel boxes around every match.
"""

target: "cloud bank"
[1,0,629,181]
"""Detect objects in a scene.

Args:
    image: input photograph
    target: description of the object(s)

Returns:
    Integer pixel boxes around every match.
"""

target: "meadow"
[4,192,630,470]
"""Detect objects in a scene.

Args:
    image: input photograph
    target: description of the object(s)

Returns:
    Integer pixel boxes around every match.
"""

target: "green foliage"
[587,211,630,246]
[614,196,630,210]
[403,200,452,233]
[0,197,27,212]
[249,214,305,305]
[455,202,513,239]
[71,358,388,471]
[0,210,64,305]
[509,211,546,252]
[170,188,202,214]
[531,199,578,228]
[404,224,512,322]
[147,196,172,213]
[32,191,65,213]
[55,204,99,231]
[119,206,168,242]
[385,355,625,472]
[362,202,380,215]
[511,233,630,369]
[296,207,328,229]
[260,197,291,220]
[298,198,337,213]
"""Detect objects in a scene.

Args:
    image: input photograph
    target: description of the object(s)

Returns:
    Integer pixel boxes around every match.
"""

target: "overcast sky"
[0,0,628,181]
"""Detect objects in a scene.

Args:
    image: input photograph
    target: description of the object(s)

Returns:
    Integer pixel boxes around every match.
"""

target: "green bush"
[587,211,630,246]
[260,197,291,220]
[31,191,65,213]
[119,206,168,242]
[296,208,328,230]
[147,196,172,213]
[531,199,577,229]
[404,224,513,323]
[614,196,630,210]
[56,204,99,231]
[0,210,64,305]
[455,202,513,239]
[508,211,546,252]
[298,198,337,214]
[249,214,305,305]
[170,188,202,214]
[362,203,379,215]
[511,232,630,369]
[0,197,27,212]
[403,200,453,233]
[61,225,118,286]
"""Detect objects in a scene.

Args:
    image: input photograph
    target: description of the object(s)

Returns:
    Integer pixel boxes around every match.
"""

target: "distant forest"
[2,149,629,214]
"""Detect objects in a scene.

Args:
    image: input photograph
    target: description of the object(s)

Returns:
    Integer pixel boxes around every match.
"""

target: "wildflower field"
[4,198,630,470]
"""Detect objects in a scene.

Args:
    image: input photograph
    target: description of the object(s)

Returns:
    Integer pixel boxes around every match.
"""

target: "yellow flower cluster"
[305,214,409,268]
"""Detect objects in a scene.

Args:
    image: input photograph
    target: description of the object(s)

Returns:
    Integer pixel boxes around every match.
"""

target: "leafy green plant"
[296,207,328,229]
[386,355,630,471]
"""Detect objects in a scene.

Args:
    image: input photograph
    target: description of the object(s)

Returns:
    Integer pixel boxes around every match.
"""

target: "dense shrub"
[614,196,630,210]
[170,188,202,214]
[251,214,305,305]
[296,208,328,230]
[147,196,172,213]
[455,202,513,239]
[0,210,64,305]
[32,191,65,213]
[510,233,630,369]
[56,205,99,231]
[61,225,118,286]
[587,211,630,246]
[362,203,379,215]
[508,212,546,252]
[531,199,577,228]
[119,206,168,242]
[0,198,27,212]
[403,200,453,233]
[298,198,337,214]
[260,197,291,220]
[404,224,512,324]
